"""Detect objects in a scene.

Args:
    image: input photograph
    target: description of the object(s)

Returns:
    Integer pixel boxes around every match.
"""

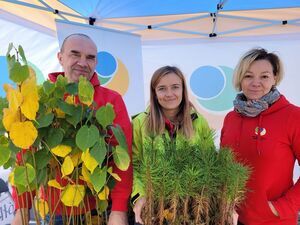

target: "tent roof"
[0,0,299,41]
[58,0,300,18]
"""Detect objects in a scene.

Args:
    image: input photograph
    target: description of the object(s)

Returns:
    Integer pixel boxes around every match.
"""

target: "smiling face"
[155,72,183,118]
[241,59,277,100]
[57,35,97,83]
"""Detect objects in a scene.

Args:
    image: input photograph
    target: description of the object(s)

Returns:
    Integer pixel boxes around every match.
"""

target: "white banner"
[56,20,145,116]
[0,18,60,97]
[142,35,300,130]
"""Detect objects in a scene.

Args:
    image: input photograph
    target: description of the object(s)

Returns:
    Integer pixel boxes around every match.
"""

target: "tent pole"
[2,0,86,20]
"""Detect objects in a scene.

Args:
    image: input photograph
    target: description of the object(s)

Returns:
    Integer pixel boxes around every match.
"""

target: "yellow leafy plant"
[0,44,131,225]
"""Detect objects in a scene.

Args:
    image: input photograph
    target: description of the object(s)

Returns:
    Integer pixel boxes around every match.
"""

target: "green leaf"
[8,140,21,154]
[14,164,36,186]
[23,151,34,167]
[90,166,107,193]
[35,149,51,170]
[66,106,82,127]
[45,128,64,148]
[0,120,5,134]
[36,113,54,128]
[37,103,46,115]
[78,76,94,106]
[111,125,128,149]
[36,167,47,185]
[61,138,76,148]
[0,97,8,112]
[47,98,58,108]
[97,200,108,213]
[34,127,47,147]
[9,61,29,83]
[43,80,55,95]
[3,157,15,169]
[6,43,13,57]
[38,87,50,104]
[0,99,7,132]
[0,146,11,166]
[54,86,65,99]
[55,75,68,88]
[85,107,94,123]
[76,125,99,151]
[112,145,130,171]
[18,45,27,64]
[16,184,28,195]
[66,83,78,95]
[96,103,115,129]
[90,139,107,165]
[57,99,75,115]
[7,55,16,70]
[0,135,9,146]
[106,176,116,190]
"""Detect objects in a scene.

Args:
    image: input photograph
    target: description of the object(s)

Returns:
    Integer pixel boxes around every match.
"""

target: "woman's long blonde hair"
[146,66,195,139]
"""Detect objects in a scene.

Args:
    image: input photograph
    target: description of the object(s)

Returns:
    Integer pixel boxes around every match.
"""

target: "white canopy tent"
[0,0,300,42]
[0,2,300,207]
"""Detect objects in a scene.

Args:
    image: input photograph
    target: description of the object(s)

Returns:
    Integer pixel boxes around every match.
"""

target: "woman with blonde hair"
[221,48,300,225]
[131,66,214,224]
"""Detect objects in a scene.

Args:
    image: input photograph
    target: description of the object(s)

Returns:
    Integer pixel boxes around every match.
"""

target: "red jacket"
[221,95,300,225]
[13,72,133,214]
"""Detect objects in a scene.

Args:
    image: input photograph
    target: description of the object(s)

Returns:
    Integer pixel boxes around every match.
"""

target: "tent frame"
[2,0,300,38]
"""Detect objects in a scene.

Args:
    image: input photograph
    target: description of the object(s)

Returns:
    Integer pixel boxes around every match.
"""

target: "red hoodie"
[13,72,133,214]
[221,95,300,225]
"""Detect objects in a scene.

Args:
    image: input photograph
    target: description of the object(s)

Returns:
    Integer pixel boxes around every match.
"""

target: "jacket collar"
[48,72,100,88]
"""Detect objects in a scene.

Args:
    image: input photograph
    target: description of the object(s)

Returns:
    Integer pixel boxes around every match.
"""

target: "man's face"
[57,36,97,82]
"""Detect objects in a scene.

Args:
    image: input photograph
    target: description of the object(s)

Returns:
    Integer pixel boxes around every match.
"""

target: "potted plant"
[137,133,249,225]
[0,44,130,224]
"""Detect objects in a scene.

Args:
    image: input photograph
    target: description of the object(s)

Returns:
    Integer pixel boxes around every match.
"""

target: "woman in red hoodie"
[221,48,300,225]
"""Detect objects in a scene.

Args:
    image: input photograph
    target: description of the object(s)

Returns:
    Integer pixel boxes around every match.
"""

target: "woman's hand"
[133,197,146,224]
[233,209,238,225]
[11,209,29,225]
[108,211,128,225]
[268,201,279,217]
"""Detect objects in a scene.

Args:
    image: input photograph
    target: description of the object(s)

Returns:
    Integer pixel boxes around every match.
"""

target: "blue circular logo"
[0,56,45,97]
[190,65,237,112]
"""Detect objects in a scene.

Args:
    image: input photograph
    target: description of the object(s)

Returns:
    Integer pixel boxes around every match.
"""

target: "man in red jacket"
[11,33,133,225]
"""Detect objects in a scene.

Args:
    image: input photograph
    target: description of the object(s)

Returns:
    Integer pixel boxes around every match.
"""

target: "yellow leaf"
[34,199,49,219]
[47,179,64,190]
[81,165,91,183]
[71,153,82,167]
[163,209,174,221]
[61,156,74,177]
[20,74,38,97]
[61,185,85,207]
[98,185,110,200]
[10,121,37,149]
[28,66,36,77]
[107,167,121,182]
[20,75,39,120]
[80,175,94,192]
[20,96,39,120]
[65,95,76,105]
[81,165,96,192]
[4,84,23,111]
[2,108,20,131]
[54,108,65,118]
[8,171,15,186]
[81,149,98,173]
[51,145,72,157]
